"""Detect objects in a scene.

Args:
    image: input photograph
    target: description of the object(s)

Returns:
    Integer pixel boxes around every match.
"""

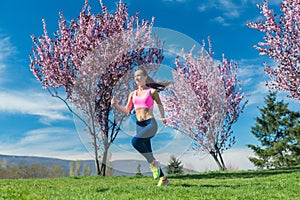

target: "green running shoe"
[149,160,160,180]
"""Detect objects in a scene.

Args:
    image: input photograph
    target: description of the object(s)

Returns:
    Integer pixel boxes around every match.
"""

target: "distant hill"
[0,154,95,175]
[0,154,197,176]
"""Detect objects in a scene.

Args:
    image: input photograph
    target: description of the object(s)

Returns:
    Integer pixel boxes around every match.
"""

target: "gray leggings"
[131,118,164,177]
[131,118,157,163]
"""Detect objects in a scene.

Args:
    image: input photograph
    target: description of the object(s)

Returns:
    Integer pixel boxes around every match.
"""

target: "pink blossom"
[163,38,247,170]
[247,0,300,101]
[29,0,163,175]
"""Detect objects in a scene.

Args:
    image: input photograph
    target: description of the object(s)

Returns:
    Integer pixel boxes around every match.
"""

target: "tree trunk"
[210,150,226,171]
[95,157,101,175]
[92,133,101,175]
[100,148,108,176]
[210,152,223,170]
[216,145,226,170]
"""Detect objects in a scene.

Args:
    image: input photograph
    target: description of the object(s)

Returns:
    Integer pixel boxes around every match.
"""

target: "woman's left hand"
[160,118,167,126]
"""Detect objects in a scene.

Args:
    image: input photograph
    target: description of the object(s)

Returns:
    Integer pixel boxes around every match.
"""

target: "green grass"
[0,166,299,200]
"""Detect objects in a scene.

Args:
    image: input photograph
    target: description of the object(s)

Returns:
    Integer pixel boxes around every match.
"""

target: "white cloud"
[237,58,300,109]
[179,148,255,171]
[0,36,15,68]
[197,0,242,17]
[0,34,70,124]
[110,147,255,172]
[197,1,216,12]
[246,81,269,105]
[197,0,246,26]
[0,127,91,160]
[213,16,231,26]
[0,35,16,83]
[197,5,207,12]
[236,58,269,105]
[199,0,270,27]
[0,90,71,123]
[238,60,264,79]
[218,0,241,18]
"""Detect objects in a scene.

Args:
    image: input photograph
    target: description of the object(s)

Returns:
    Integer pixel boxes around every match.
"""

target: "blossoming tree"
[76,31,162,176]
[29,0,163,175]
[163,39,247,170]
[247,0,300,101]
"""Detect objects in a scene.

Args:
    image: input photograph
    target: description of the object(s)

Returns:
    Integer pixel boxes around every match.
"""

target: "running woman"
[111,67,170,186]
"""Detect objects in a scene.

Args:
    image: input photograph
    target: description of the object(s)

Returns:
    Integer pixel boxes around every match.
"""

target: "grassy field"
[0,166,299,200]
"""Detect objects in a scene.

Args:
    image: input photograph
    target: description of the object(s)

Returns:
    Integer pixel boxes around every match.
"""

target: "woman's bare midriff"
[135,108,154,122]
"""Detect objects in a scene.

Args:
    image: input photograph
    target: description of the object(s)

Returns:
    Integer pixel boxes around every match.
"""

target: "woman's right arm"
[111,92,134,114]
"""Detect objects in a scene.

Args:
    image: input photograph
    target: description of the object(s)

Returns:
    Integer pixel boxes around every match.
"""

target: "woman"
[111,68,170,186]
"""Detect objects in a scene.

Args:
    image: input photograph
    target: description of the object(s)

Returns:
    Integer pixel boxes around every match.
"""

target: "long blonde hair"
[136,68,171,92]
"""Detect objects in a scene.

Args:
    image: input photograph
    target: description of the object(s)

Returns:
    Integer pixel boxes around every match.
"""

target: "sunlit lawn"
[0,166,299,200]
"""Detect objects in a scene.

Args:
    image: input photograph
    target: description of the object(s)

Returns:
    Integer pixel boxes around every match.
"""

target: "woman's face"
[134,70,147,86]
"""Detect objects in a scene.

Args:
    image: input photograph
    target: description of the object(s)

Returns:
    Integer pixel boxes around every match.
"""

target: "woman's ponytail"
[137,68,171,92]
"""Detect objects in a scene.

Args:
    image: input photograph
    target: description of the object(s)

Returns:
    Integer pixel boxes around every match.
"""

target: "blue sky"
[0,0,298,172]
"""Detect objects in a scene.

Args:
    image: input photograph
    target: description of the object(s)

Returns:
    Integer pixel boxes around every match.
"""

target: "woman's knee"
[131,137,139,148]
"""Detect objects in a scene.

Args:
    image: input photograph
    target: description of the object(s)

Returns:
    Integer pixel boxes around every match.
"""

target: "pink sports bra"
[132,88,154,109]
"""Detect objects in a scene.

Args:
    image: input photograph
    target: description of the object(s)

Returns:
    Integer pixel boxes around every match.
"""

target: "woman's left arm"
[151,89,166,125]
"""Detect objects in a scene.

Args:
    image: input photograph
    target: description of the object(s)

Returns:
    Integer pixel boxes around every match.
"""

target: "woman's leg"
[131,118,157,163]
[144,139,164,178]
[135,118,158,138]
[131,136,155,163]
[131,118,164,178]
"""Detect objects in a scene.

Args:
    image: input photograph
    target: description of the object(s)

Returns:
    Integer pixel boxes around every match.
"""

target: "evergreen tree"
[0,159,7,170]
[135,163,143,176]
[69,161,75,177]
[248,91,300,169]
[166,155,184,175]
[83,164,92,176]
[75,160,81,176]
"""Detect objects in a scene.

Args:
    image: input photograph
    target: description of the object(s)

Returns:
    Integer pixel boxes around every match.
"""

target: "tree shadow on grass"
[169,183,252,189]
[169,165,300,180]
[173,182,254,189]
[96,187,110,193]
[177,183,233,188]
